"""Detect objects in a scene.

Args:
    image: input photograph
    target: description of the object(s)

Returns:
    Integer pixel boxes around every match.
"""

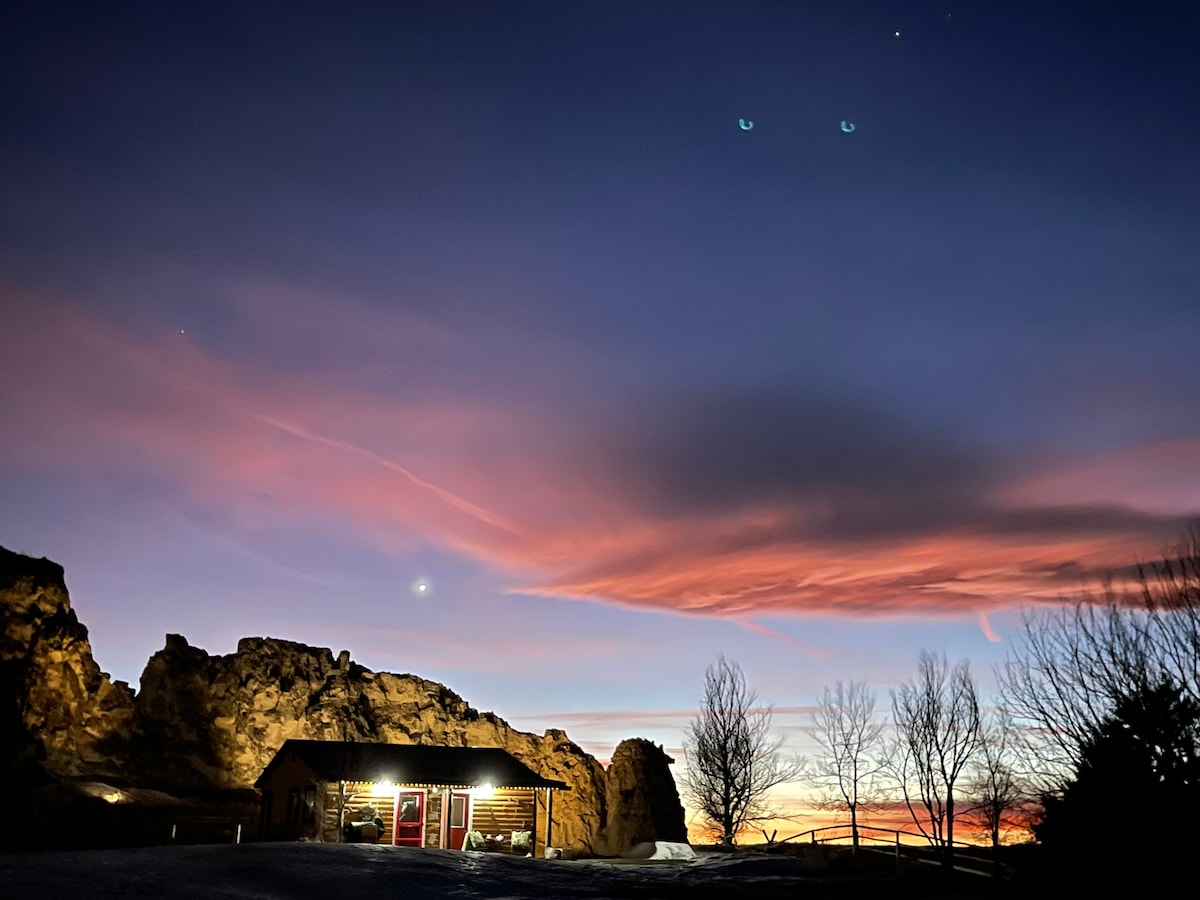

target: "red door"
[393,791,425,847]
[447,791,471,850]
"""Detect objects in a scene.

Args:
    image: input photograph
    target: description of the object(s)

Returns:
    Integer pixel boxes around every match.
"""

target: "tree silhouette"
[1035,679,1200,845]
[809,680,885,853]
[962,712,1029,853]
[1000,528,1200,789]
[679,655,803,845]
[890,650,982,868]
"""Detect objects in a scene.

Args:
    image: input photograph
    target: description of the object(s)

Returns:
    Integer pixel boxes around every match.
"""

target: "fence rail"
[765,824,1005,877]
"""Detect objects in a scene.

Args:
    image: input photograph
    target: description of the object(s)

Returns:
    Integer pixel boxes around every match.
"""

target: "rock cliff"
[0,547,135,780]
[0,546,684,854]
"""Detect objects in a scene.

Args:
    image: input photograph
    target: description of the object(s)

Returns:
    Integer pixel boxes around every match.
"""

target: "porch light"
[475,782,494,799]
[377,781,394,793]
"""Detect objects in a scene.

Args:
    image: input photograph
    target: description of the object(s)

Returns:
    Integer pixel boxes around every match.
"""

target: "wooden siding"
[470,789,537,854]
[322,781,400,844]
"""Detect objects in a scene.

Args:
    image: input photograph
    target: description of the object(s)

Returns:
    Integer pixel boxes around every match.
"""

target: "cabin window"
[450,794,466,828]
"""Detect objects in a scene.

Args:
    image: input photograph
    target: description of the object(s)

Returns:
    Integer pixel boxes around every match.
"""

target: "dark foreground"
[0,842,1007,899]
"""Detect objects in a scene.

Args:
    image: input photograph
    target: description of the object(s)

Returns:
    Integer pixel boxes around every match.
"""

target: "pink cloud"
[997,440,1200,517]
[977,611,1002,643]
[3,286,1196,627]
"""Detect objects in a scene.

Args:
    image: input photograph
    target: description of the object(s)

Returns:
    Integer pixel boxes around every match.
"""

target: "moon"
[738,118,754,131]
[840,120,856,133]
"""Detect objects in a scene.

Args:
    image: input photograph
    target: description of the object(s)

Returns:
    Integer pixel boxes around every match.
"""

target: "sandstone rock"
[601,738,688,854]
[0,547,134,780]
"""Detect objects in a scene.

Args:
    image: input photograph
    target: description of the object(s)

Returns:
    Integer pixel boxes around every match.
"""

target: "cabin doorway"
[446,791,471,850]
[393,790,425,847]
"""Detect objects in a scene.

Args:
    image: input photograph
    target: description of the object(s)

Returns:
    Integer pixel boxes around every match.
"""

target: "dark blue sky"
[1,0,1197,786]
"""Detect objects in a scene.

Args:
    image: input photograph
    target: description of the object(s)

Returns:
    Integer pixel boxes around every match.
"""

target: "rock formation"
[601,738,688,852]
[0,546,684,854]
[0,547,135,780]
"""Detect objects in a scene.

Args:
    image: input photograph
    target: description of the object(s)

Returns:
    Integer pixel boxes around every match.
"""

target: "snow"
[618,840,697,860]
[0,842,1002,898]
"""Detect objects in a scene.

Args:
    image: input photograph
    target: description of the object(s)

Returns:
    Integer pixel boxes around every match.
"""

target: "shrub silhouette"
[1034,679,1200,876]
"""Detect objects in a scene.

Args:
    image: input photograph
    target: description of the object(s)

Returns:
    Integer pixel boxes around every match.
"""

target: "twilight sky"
[1,0,1198,822]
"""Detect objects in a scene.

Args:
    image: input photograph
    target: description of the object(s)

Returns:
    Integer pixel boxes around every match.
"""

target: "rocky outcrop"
[0,547,135,780]
[0,546,685,854]
[132,634,611,851]
[601,738,688,853]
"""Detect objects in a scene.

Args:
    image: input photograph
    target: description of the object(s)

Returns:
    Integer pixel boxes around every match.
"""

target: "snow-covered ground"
[0,842,1001,899]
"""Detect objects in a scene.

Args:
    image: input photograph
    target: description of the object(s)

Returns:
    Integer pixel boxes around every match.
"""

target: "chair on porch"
[462,830,486,851]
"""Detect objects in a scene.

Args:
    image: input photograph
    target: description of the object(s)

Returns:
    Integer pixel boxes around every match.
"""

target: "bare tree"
[997,582,1156,786]
[890,650,982,867]
[998,528,1200,791]
[961,712,1029,853]
[809,680,885,853]
[680,654,803,845]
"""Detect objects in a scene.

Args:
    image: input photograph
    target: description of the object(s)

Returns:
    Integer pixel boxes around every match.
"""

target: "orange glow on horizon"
[687,801,1036,848]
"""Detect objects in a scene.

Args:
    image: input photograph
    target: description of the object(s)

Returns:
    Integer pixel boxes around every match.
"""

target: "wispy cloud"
[735,619,829,660]
[977,610,1002,643]
[511,705,822,730]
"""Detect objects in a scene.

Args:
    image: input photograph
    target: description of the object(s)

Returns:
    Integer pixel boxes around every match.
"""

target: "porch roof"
[255,740,569,790]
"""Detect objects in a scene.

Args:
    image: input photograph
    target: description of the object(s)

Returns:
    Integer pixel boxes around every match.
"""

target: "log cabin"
[255,740,568,855]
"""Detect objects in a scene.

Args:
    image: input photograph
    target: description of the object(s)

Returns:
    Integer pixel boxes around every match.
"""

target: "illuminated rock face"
[0,547,135,780]
[0,547,686,855]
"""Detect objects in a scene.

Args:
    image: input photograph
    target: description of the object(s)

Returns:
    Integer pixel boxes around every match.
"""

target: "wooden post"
[531,788,539,858]
[337,781,347,843]
[546,788,554,854]
[894,831,900,866]
[439,790,448,850]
